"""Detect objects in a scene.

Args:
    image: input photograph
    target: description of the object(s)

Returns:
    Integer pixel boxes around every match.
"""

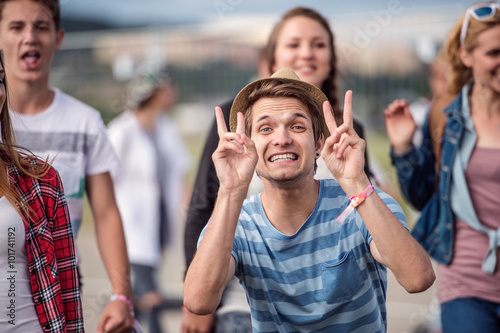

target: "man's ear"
[315,135,324,157]
[459,47,473,68]
[55,29,65,51]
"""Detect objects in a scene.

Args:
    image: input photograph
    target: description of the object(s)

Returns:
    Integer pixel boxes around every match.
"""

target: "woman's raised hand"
[383,99,417,154]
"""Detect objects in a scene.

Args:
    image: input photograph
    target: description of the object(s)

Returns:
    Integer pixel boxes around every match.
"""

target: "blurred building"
[52,6,461,142]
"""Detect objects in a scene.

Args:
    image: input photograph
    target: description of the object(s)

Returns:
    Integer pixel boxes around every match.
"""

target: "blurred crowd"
[0,1,499,333]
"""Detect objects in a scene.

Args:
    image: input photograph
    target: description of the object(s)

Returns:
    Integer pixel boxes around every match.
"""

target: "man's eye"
[260,127,272,133]
[36,24,49,31]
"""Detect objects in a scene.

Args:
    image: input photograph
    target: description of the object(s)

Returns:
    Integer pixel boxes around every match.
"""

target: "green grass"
[365,131,420,228]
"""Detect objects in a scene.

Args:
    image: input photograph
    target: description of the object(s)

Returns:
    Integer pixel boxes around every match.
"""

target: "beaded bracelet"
[335,184,375,224]
[110,294,135,317]
[110,294,144,332]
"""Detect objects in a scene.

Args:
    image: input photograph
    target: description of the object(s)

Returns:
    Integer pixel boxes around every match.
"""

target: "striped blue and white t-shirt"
[228,178,407,332]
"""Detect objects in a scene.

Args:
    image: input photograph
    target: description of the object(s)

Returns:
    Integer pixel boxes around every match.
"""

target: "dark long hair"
[264,7,341,124]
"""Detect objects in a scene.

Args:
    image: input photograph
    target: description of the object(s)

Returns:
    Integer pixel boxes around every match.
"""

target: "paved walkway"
[77,219,438,333]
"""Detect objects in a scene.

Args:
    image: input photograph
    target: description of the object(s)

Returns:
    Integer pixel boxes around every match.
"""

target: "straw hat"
[229,68,333,138]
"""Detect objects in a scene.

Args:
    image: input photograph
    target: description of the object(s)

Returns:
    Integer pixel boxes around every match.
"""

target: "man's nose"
[23,27,39,44]
[273,127,293,146]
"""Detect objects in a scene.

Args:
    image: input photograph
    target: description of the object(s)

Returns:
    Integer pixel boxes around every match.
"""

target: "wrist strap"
[335,184,375,224]
[110,294,135,317]
[110,294,144,332]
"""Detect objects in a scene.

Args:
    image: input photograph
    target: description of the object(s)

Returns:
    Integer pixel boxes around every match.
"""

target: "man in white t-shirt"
[0,1,134,332]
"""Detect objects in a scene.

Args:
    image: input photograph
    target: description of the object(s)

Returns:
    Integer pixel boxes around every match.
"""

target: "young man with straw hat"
[183,68,435,332]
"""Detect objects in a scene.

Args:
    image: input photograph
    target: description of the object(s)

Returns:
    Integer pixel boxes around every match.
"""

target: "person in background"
[384,56,450,333]
[0,1,134,331]
[108,69,191,333]
[406,59,449,148]
[263,8,374,180]
[181,43,268,333]
[0,53,84,332]
[184,68,435,332]
[182,7,377,333]
[384,2,500,332]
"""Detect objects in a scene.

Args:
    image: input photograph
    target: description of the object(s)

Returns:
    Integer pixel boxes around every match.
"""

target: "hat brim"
[229,69,334,139]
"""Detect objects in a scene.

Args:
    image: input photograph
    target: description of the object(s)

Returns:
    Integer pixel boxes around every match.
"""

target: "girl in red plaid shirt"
[0,53,84,332]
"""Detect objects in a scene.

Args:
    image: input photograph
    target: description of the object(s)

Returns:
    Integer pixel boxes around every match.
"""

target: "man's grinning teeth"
[270,153,297,162]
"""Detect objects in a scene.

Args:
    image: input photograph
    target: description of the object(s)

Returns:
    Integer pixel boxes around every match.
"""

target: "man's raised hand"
[212,107,257,191]
[321,91,367,182]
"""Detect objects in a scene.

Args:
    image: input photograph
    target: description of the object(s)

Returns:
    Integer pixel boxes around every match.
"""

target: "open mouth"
[21,51,41,69]
[269,153,298,163]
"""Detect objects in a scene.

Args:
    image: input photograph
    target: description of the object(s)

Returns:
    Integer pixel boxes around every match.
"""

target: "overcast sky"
[60,0,476,26]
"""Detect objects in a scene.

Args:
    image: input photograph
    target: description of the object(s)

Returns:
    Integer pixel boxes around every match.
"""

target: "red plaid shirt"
[3,152,84,332]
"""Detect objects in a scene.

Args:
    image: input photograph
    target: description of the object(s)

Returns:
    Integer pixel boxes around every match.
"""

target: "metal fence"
[51,29,433,134]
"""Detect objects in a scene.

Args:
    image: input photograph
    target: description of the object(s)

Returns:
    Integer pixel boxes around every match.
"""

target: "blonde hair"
[439,2,500,95]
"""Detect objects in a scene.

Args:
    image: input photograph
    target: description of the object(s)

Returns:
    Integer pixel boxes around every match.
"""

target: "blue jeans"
[131,264,163,333]
[441,298,500,333]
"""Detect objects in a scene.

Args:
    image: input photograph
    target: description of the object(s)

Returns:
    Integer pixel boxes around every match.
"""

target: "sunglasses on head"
[460,2,500,47]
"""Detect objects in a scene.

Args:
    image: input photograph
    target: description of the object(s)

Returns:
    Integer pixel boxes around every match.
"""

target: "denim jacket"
[391,85,500,273]
[390,90,465,266]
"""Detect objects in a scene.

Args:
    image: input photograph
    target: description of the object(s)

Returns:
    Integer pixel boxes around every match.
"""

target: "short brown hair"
[243,81,323,144]
[0,0,61,30]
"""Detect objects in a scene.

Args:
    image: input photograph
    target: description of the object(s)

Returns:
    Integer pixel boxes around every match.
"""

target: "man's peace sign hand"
[212,107,258,192]
[321,91,367,184]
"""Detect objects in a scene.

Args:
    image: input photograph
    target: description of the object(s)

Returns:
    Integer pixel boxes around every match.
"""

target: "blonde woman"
[384,2,500,332]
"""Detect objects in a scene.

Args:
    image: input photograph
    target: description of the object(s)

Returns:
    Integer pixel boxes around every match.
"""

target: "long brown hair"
[263,7,341,124]
[439,2,500,95]
[0,54,50,219]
